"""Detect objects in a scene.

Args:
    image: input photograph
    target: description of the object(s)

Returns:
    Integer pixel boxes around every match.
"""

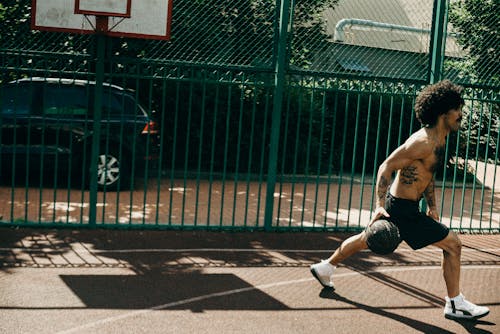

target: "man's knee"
[339,232,368,253]
[439,231,462,256]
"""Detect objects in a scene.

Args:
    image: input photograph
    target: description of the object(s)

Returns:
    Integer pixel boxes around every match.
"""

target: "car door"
[40,82,91,174]
[0,81,43,174]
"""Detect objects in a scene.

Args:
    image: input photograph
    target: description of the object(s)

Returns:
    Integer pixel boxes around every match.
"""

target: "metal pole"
[424,0,448,212]
[88,24,106,228]
[264,0,291,230]
[428,0,448,83]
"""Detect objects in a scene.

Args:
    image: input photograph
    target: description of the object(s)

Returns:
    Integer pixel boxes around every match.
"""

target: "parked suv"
[0,77,160,190]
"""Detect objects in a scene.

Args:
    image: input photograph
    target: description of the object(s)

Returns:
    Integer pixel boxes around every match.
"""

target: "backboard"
[31,0,172,40]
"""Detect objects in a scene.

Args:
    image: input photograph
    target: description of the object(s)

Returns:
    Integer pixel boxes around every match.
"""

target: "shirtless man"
[310,80,490,320]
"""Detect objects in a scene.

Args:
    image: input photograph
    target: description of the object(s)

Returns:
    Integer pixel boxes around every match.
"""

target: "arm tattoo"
[424,178,436,209]
[377,175,389,201]
[400,166,418,184]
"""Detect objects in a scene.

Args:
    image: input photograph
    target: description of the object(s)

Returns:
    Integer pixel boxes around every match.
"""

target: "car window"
[118,92,148,117]
[101,90,127,117]
[84,87,140,118]
[120,94,139,116]
[1,84,36,115]
[43,85,89,116]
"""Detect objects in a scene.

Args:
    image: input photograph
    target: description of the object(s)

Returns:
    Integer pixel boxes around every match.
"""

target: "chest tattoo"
[431,146,446,172]
[400,166,418,184]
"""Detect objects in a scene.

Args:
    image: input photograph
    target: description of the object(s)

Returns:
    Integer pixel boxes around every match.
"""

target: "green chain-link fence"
[0,0,498,232]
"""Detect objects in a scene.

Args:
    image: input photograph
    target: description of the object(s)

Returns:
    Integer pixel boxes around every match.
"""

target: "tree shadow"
[2,227,499,274]
[0,228,356,273]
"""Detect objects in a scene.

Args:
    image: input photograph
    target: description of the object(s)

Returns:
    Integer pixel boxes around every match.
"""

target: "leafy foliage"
[447,0,499,165]
[448,0,500,85]
[290,0,339,69]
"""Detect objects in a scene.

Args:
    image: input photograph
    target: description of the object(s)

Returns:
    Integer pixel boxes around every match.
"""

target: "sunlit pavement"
[1,228,499,334]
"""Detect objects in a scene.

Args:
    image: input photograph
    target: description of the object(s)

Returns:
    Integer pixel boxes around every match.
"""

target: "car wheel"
[95,150,130,190]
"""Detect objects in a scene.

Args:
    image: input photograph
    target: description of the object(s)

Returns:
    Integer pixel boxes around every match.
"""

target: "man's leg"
[310,232,368,288]
[433,231,490,320]
[326,231,369,265]
[432,231,462,297]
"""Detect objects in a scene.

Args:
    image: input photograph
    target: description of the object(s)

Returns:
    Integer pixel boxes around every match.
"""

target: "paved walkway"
[1,227,499,334]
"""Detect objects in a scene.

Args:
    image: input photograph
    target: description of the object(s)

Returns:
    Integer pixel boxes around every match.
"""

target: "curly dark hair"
[414,80,464,127]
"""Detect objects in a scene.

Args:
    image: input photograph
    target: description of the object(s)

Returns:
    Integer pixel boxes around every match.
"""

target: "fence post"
[264,0,291,231]
[428,0,448,83]
[88,32,106,228]
[423,0,449,213]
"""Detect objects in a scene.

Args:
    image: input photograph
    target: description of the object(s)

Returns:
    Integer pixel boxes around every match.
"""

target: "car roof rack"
[11,77,127,92]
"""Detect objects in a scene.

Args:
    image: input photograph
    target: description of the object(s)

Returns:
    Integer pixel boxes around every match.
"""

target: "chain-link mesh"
[292,0,435,80]
[0,2,91,55]
[1,0,498,86]
[445,0,499,87]
[1,0,277,69]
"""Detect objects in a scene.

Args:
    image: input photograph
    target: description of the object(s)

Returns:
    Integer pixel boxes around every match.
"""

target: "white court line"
[55,265,500,334]
[2,247,500,253]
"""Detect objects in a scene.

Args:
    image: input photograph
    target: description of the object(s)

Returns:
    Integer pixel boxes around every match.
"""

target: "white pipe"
[334,18,432,42]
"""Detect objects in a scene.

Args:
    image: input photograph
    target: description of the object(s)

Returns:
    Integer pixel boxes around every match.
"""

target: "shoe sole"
[310,267,334,290]
[444,310,490,321]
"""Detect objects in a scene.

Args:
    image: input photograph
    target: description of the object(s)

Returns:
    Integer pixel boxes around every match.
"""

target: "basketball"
[365,219,401,255]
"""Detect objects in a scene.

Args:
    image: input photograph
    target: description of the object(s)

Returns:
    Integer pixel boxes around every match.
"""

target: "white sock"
[449,293,463,302]
[321,260,336,269]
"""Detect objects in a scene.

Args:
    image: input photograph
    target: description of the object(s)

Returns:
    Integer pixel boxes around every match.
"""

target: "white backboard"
[31,0,172,40]
[32,0,96,33]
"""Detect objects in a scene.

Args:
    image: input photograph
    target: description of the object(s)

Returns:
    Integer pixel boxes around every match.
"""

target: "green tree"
[447,0,499,166]
[0,1,31,46]
[448,0,499,85]
[290,0,340,69]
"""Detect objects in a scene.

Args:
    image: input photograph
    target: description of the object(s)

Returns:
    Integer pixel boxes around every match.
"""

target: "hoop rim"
[74,0,132,18]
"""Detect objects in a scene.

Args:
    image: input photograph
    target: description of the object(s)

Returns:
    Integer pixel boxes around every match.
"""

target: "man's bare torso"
[390,128,446,201]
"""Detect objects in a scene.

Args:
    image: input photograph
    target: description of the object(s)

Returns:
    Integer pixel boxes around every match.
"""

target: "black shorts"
[385,193,449,250]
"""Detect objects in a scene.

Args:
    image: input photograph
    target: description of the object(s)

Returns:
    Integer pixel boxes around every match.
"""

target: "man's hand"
[369,206,390,226]
[427,209,439,222]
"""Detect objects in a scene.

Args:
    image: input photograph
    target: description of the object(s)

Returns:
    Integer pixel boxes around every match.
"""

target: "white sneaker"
[444,294,490,320]
[310,260,335,289]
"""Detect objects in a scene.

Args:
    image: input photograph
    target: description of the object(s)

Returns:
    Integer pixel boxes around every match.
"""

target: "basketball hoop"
[74,0,131,17]
[31,0,172,40]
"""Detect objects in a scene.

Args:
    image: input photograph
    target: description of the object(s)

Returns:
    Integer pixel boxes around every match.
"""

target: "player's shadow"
[319,288,495,334]
[449,319,496,334]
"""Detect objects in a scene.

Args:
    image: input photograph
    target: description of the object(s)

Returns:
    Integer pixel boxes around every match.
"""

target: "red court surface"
[0,227,499,334]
